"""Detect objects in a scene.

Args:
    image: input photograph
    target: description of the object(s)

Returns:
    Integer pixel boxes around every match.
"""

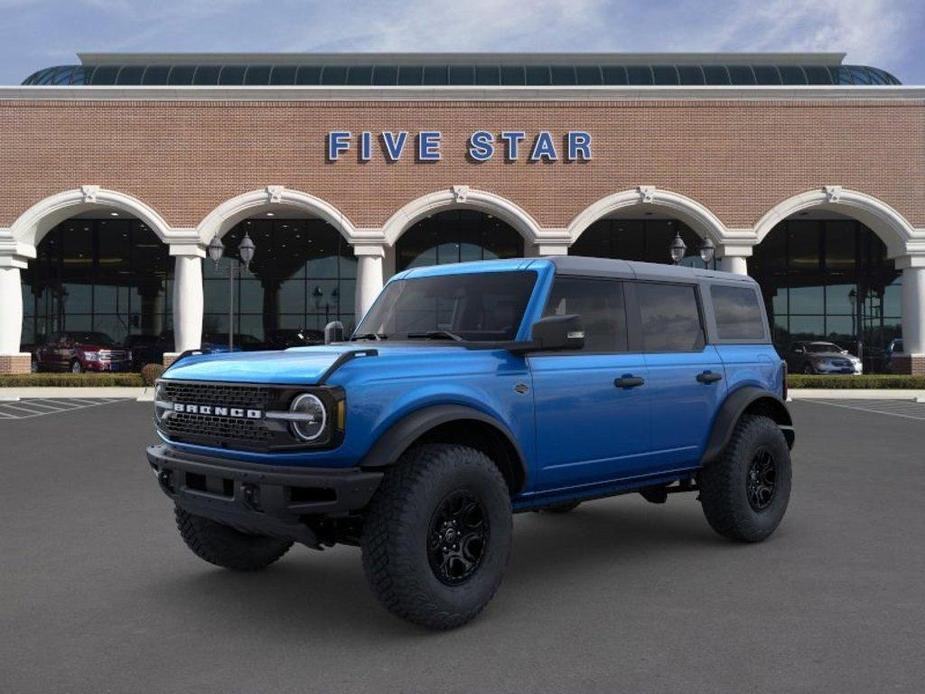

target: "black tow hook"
[156,469,174,494]
[241,483,262,512]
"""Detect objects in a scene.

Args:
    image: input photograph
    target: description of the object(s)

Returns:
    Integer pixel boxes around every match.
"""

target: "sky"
[0,0,923,84]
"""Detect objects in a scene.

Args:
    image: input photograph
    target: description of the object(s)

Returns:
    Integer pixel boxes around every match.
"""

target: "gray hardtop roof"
[547,255,758,284]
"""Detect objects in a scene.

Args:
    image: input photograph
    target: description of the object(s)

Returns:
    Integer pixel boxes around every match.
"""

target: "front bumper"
[146,444,383,546]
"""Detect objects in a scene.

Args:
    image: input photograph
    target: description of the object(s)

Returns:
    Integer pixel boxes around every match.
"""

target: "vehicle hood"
[161,342,485,385]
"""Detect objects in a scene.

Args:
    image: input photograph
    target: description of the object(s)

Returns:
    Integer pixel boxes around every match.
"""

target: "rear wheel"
[698,415,791,542]
[175,506,292,571]
[361,443,512,630]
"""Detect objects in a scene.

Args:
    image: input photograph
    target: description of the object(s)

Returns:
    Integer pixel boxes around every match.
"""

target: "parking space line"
[0,398,133,420]
[804,399,925,421]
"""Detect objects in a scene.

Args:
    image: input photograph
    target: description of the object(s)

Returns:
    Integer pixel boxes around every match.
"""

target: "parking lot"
[2,399,924,693]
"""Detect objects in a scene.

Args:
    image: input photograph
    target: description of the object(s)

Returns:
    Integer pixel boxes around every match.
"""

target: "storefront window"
[751,219,900,372]
[203,218,356,344]
[21,219,172,349]
[396,211,524,272]
[571,218,713,267]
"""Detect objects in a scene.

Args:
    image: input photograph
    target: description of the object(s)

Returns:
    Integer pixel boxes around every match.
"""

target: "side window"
[710,285,766,340]
[636,282,705,352]
[542,277,627,352]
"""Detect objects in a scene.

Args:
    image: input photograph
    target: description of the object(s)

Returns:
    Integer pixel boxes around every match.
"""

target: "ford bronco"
[147,256,794,629]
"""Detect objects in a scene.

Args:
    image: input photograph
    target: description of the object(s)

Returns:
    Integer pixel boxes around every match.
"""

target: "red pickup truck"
[34,331,132,373]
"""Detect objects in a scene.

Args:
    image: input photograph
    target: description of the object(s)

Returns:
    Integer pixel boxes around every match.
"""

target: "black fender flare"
[359,404,528,490]
[701,386,794,465]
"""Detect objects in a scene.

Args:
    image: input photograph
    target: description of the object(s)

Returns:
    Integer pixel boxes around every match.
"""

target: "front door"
[530,276,652,491]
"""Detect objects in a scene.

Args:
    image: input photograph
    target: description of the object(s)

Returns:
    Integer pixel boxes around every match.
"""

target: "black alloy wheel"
[427,490,489,586]
[746,447,777,511]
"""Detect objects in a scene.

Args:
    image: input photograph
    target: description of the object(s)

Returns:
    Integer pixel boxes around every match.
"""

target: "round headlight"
[289,393,326,441]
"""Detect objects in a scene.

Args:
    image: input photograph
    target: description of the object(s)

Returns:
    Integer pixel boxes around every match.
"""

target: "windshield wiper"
[406,330,465,342]
[350,332,388,341]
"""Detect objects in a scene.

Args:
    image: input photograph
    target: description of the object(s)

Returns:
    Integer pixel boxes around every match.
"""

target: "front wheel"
[361,443,512,630]
[698,415,792,542]
[175,507,292,571]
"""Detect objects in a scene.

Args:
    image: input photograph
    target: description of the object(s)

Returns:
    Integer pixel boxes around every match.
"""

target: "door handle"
[614,375,645,389]
[697,370,723,384]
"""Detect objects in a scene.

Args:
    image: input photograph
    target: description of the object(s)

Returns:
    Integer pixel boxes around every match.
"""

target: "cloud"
[0,0,922,84]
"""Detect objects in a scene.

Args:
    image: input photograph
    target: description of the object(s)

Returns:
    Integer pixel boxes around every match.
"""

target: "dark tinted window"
[372,65,398,85]
[543,278,627,352]
[448,65,475,84]
[677,65,705,84]
[703,65,729,84]
[652,65,678,84]
[192,65,220,84]
[269,66,297,85]
[167,66,196,85]
[116,66,145,84]
[627,66,653,84]
[356,271,536,342]
[244,65,271,85]
[218,66,246,84]
[346,65,373,85]
[711,285,765,340]
[637,283,705,352]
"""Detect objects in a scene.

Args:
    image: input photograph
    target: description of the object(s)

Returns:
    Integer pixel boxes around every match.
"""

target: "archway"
[202,212,357,347]
[567,188,727,247]
[570,213,713,268]
[751,210,900,372]
[395,209,524,272]
[22,212,172,368]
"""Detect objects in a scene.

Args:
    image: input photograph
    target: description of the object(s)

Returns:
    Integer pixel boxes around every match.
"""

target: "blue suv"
[148,256,794,629]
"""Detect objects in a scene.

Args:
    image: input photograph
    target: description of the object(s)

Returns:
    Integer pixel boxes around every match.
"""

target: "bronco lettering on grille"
[173,403,263,419]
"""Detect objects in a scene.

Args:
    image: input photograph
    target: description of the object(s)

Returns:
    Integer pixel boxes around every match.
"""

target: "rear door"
[633,281,727,470]
[530,276,651,490]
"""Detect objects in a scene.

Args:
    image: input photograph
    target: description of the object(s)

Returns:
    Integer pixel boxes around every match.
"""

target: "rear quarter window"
[636,282,705,352]
[710,285,766,340]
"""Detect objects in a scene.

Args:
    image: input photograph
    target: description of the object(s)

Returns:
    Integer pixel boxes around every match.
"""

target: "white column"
[534,242,570,257]
[168,246,205,357]
[0,266,24,354]
[354,245,385,320]
[0,243,33,373]
[717,244,753,275]
[897,256,925,356]
[719,256,748,274]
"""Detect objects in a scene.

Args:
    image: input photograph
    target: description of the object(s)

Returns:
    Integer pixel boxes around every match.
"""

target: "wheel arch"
[701,387,794,465]
[360,404,528,494]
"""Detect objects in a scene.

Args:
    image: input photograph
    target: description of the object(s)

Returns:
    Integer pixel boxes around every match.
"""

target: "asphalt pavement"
[1,400,924,693]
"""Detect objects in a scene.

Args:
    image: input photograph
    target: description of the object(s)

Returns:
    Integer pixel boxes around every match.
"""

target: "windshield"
[68,332,116,346]
[807,342,843,353]
[355,271,537,342]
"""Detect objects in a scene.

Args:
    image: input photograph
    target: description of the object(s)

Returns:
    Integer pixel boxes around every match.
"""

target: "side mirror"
[513,314,585,353]
[324,321,345,344]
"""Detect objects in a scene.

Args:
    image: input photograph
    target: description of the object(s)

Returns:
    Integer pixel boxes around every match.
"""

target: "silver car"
[788,341,863,375]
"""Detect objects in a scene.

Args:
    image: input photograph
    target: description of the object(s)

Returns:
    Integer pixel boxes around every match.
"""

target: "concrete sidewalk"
[789,388,925,401]
[0,386,153,401]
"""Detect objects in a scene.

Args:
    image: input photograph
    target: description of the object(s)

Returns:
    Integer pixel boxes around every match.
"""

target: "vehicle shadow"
[147,498,727,640]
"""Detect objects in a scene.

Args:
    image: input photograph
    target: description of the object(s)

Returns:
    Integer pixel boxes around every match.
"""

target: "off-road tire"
[698,415,791,542]
[538,501,581,513]
[175,506,292,571]
[361,443,512,630]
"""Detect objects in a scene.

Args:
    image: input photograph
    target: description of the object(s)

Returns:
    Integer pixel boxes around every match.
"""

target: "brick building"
[1,52,923,373]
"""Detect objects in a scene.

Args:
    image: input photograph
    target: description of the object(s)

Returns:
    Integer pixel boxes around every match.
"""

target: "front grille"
[166,411,272,444]
[162,382,272,410]
[158,381,276,450]
[156,380,342,452]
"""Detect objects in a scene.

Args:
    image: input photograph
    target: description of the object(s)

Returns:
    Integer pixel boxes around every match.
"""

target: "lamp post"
[669,233,687,265]
[699,237,715,269]
[208,233,256,350]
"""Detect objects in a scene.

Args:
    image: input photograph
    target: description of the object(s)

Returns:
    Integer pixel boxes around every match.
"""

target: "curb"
[0,387,152,402]
[789,389,925,401]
